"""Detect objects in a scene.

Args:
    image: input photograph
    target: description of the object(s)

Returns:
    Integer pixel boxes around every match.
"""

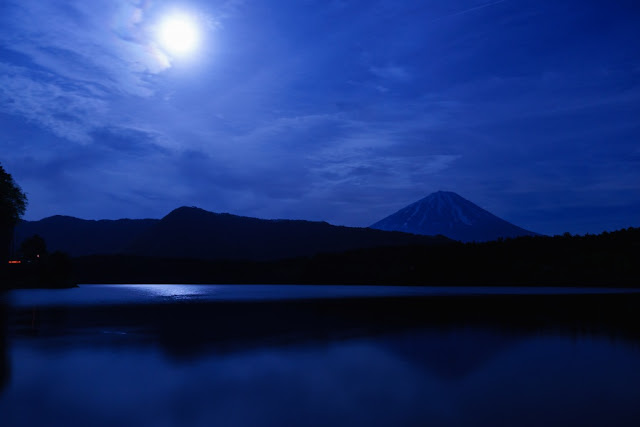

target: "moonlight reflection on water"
[1,286,639,426]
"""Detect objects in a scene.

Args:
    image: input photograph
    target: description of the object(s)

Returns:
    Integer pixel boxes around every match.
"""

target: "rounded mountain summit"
[370,191,540,242]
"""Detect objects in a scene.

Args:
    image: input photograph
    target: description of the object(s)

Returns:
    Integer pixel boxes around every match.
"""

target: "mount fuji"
[370,191,540,242]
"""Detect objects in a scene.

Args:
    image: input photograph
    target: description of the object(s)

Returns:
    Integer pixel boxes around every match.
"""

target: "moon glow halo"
[157,12,201,57]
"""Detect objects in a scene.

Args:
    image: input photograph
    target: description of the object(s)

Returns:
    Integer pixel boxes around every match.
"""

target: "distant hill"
[15,216,159,257]
[371,191,539,242]
[125,206,448,260]
[15,207,449,260]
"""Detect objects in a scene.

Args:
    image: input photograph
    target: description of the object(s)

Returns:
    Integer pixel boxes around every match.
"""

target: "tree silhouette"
[1,163,27,265]
[20,234,47,262]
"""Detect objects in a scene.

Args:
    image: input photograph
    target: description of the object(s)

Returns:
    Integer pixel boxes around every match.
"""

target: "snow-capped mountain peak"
[370,191,539,242]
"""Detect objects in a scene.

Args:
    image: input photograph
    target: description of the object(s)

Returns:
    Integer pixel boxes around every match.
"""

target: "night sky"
[0,0,638,236]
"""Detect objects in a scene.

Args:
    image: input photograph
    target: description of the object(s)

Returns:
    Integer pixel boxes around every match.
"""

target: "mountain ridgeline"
[12,203,639,287]
[370,191,539,242]
[15,206,449,260]
[15,216,159,257]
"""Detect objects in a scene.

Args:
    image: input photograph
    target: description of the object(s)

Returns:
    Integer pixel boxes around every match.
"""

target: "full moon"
[157,12,200,56]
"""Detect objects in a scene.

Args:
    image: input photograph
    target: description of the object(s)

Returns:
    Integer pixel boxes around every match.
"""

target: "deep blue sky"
[1,0,638,235]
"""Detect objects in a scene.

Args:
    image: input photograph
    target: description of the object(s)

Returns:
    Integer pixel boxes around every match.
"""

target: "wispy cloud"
[369,64,411,82]
[0,63,109,143]
[0,0,184,142]
[1,1,171,93]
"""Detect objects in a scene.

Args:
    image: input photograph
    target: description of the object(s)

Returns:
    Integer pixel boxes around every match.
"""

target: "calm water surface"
[1,285,639,426]
[6,284,637,307]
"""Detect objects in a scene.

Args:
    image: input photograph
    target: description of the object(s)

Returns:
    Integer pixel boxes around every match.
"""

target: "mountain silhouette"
[16,207,448,260]
[124,206,448,260]
[370,191,539,242]
[15,216,158,256]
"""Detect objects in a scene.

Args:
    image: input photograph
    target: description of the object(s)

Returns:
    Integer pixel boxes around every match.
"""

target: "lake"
[1,284,640,426]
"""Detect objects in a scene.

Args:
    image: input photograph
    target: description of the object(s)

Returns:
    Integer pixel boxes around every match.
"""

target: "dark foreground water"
[1,285,640,426]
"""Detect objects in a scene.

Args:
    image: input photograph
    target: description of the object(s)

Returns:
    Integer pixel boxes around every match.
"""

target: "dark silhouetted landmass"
[1,162,27,269]
[125,206,448,260]
[11,206,639,288]
[371,191,539,242]
[16,206,449,260]
[15,216,159,257]
[1,250,74,289]
[72,227,639,287]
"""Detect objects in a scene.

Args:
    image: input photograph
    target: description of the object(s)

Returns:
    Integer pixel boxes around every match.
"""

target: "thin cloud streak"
[430,0,509,23]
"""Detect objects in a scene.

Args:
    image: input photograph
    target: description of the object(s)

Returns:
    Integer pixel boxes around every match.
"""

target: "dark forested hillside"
[15,207,447,260]
[73,227,640,287]
[124,206,449,260]
[15,216,159,257]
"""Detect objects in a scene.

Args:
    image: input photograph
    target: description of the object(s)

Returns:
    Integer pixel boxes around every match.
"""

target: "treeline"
[1,252,74,289]
[72,227,640,287]
[1,234,74,289]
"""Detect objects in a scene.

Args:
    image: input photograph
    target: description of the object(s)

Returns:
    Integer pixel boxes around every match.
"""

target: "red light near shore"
[8,260,21,264]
